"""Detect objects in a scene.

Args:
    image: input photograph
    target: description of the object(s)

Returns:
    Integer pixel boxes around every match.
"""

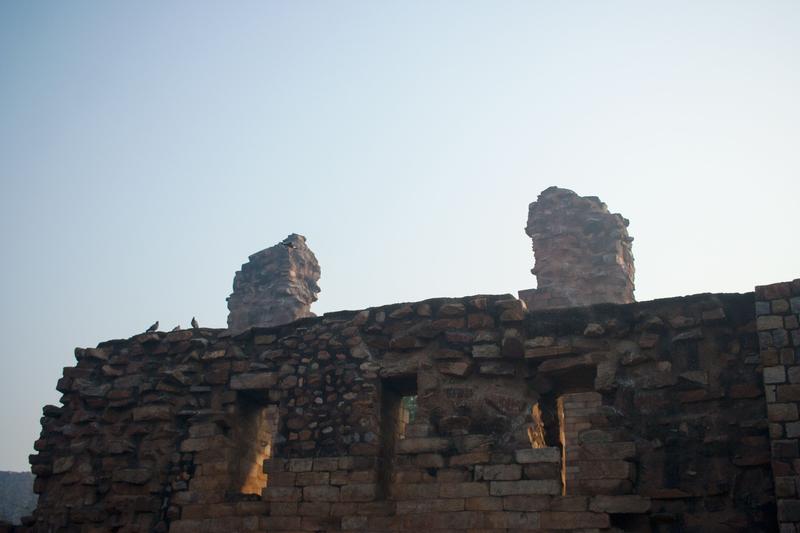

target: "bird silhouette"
[191,317,199,329]
[171,325,180,332]
[281,241,295,249]
[146,321,159,333]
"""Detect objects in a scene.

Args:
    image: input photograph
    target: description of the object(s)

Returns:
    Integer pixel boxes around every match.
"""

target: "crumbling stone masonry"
[519,187,635,310]
[21,287,799,532]
[227,234,321,333]
[13,187,800,533]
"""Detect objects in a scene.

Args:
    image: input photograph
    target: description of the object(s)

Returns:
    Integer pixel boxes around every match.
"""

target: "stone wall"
[22,285,784,532]
[756,280,800,532]
[519,187,635,310]
[227,234,321,333]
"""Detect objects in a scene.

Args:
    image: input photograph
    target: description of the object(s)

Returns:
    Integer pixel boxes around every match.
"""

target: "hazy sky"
[1,1,798,470]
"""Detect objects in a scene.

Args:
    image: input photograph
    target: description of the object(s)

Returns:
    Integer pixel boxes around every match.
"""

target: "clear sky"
[1,1,798,470]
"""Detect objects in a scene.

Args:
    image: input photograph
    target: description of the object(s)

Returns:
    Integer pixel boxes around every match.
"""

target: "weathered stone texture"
[226,233,320,332]
[519,186,635,310]
[757,279,800,532]
[23,288,783,532]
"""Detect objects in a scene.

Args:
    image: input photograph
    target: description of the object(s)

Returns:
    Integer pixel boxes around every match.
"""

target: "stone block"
[515,447,561,464]
[312,457,339,471]
[589,495,650,513]
[395,498,465,514]
[525,345,573,359]
[572,460,633,480]
[288,458,314,472]
[230,372,277,390]
[439,482,489,498]
[472,344,501,359]
[475,464,522,481]
[465,496,503,511]
[578,442,636,460]
[502,495,552,511]
[483,510,540,529]
[340,483,377,502]
[391,483,439,500]
[263,486,301,502]
[396,437,450,454]
[778,499,800,522]
[764,366,787,384]
[769,403,799,422]
[523,462,561,479]
[303,485,340,502]
[295,472,329,486]
[489,479,561,496]
[758,316,785,331]
[778,385,800,402]
[437,361,473,377]
[540,511,610,529]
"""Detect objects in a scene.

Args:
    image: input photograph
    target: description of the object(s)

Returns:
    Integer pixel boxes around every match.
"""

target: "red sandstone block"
[540,511,610,529]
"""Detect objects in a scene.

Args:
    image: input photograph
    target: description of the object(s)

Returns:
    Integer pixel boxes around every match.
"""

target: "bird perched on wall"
[171,325,180,332]
[146,321,159,333]
[280,240,295,249]
[191,317,199,329]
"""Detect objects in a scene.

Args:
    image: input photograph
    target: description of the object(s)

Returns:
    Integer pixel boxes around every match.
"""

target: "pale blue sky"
[1,1,798,470]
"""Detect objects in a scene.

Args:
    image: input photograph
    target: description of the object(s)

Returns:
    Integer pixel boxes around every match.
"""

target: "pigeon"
[281,240,295,249]
[171,325,180,332]
[191,317,199,329]
[145,321,159,333]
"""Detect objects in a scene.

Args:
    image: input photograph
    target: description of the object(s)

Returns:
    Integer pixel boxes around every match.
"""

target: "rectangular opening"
[379,375,418,497]
[233,400,279,497]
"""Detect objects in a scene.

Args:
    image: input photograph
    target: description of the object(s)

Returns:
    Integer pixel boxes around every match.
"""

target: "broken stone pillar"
[227,233,321,332]
[518,187,634,310]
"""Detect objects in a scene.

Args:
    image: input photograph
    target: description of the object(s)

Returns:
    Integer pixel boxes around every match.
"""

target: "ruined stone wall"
[227,234,321,333]
[756,280,800,531]
[24,287,781,532]
[519,187,635,310]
